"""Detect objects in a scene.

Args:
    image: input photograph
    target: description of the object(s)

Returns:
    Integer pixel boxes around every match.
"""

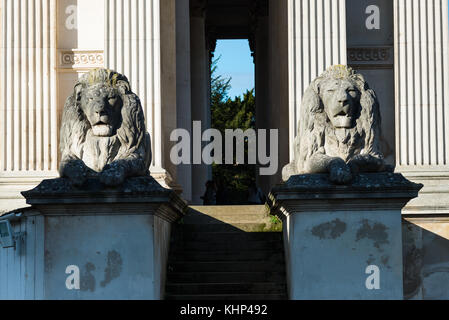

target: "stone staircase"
[165,205,287,300]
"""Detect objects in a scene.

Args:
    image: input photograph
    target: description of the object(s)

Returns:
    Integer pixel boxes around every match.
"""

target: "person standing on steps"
[201,180,217,205]
[216,177,229,205]
[247,181,266,205]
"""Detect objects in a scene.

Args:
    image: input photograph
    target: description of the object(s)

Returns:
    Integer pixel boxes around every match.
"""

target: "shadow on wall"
[403,218,449,300]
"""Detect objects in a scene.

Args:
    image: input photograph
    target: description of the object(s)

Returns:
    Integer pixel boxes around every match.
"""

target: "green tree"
[210,57,256,204]
[210,57,231,107]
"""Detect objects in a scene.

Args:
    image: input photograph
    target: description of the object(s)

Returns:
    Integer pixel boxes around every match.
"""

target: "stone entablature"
[347,46,394,69]
[348,47,390,62]
[59,50,105,70]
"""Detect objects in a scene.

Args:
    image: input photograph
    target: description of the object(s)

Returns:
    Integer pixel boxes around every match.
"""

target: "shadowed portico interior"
[189,0,288,202]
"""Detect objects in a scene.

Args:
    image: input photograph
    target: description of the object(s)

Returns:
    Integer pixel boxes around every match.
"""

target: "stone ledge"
[20,176,187,223]
[23,176,173,202]
[270,173,423,200]
[269,173,423,215]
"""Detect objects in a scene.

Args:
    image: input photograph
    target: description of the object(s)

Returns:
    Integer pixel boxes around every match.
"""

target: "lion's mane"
[59,68,151,178]
[285,65,383,179]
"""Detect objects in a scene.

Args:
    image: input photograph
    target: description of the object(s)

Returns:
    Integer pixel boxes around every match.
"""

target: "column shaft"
[255,16,270,195]
[287,0,347,159]
[0,0,58,211]
[105,0,179,189]
[176,0,192,201]
[190,14,211,204]
[395,0,449,168]
[106,0,162,169]
[394,0,449,214]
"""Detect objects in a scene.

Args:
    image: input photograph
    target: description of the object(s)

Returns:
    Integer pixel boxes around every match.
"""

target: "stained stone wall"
[403,217,449,300]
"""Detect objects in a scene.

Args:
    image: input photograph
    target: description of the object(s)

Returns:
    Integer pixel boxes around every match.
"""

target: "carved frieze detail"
[60,50,104,69]
[347,47,390,62]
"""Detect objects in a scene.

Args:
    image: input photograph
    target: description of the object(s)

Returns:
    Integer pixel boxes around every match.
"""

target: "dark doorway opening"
[210,39,257,205]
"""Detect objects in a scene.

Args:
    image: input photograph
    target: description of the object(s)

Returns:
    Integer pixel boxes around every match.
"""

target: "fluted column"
[287,0,347,159]
[176,0,192,202]
[395,0,449,169]
[190,4,211,204]
[105,0,161,168]
[0,0,58,211]
[255,15,270,194]
[394,0,449,214]
[105,0,178,189]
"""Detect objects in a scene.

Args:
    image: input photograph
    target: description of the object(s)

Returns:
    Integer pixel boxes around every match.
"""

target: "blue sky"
[213,40,255,99]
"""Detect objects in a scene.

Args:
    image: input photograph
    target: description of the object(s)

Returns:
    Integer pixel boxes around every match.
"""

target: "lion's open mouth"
[92,122,114,137]
[335,111,348,117]
[333,115,353,128]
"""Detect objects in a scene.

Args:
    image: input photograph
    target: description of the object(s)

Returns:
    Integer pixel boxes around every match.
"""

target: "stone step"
[188,205,268,217]
[168,250,284,262]
[167,271,286,284]
[165,282,287,295]
[165,205,287,300]
[170,240,283,251]
[165,293,287,300]
[180,223,276,233]
[174,231,282,242]
[168,261,283,273]
[183,214,268,224]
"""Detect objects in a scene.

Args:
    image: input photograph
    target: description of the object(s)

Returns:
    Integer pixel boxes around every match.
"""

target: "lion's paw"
[100,165,126,187]
[329,161,353,185]
[282,162,298,182]
[60,160,88,187]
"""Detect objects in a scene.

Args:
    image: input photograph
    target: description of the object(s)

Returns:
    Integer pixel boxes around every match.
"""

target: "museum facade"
[0,0,449,301]
[0,0,448,211]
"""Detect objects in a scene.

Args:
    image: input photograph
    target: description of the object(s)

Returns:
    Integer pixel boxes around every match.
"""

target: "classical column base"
[17,176,186,300]
[0,171,59,213]
[269,173,422,300]
[398,168,449,215]
[150,166,183,195]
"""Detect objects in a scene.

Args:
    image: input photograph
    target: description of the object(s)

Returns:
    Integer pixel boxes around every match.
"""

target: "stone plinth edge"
[269,173,423,216]
[21,176,187,223]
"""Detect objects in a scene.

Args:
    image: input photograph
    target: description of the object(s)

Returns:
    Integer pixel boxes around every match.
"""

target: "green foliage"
[210,57,256,203]
[211,57,232,106]
[269,215,282,225]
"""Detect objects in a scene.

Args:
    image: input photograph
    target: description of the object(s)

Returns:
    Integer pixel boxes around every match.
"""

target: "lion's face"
[320,79,360,129]
[79,83,123,137]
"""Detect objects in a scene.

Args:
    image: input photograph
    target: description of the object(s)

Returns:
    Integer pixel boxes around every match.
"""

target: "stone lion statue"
[282,65,387,184]
[59,68,152,187]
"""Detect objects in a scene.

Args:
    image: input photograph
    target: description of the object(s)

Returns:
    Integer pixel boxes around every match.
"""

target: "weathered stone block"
[19,176,186,300]
[269,173,422,300]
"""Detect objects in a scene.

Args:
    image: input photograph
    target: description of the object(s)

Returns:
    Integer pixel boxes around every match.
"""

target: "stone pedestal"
[20,176,186,300]
[269,173,422,300]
